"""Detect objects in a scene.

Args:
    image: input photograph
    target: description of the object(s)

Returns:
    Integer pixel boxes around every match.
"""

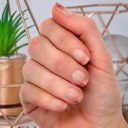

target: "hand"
[20,3,128,128]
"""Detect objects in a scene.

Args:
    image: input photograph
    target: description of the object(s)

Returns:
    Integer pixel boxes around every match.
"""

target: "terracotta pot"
[0,54,26,116]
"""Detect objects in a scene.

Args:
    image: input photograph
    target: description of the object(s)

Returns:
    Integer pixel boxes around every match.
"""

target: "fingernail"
[71,70,88,87]
[73,49,89,65]
[52,99,67,111]
[56,2,72,15]
[66,88,83,104]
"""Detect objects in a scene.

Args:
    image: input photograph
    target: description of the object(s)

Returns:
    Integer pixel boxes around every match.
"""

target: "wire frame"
[0,0,39,127]
[67,3,128,122]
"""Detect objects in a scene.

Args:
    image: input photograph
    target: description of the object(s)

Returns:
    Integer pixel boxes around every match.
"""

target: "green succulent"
[0,4,30,57]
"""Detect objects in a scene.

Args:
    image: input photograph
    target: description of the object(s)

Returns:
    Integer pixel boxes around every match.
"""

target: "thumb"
[52,3,113,73]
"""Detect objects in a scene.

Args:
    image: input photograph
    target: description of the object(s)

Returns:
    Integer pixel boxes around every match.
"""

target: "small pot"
[0,53,26,116]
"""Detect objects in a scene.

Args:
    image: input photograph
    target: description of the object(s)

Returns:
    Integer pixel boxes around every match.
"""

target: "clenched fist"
[20,3,128,128]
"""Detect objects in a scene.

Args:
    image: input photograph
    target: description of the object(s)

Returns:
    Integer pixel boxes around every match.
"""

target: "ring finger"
[23,60,84,104]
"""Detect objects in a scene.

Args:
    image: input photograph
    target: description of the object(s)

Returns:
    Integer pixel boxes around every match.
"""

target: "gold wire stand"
[0,0,39,127]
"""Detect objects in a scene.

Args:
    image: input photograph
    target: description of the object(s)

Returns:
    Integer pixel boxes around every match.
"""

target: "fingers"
[52,3,113,73]
[20,82,68,113]
[52,3,108,54]
[39,18,90,65]
[28,36,89,87]
[23,60,84,104]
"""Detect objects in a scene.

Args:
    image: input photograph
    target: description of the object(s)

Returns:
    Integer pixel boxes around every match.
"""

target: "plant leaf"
[8,43,28,56]
[2,4,9,22]
[0,4,32,57]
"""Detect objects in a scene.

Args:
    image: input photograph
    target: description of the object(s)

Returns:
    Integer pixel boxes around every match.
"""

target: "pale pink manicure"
[71,70,87,87]
[73,49,89,65]
[66,87,83,104]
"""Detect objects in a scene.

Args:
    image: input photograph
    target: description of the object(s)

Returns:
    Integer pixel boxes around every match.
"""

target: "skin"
[20,3,128,128]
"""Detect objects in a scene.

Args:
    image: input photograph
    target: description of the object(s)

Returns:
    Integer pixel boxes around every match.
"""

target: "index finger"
[52,3,109,55]
[52,3,113,73]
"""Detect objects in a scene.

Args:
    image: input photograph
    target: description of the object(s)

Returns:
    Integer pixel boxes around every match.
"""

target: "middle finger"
[28,36,89,87]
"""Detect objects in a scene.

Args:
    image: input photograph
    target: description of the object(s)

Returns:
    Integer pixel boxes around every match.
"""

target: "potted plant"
[0,4,29,116]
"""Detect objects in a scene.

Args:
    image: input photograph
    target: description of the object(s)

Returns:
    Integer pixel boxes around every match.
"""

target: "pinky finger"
[20,82,68,113]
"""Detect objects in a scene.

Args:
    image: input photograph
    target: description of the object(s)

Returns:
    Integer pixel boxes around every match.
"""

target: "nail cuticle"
[73,49,89,65]
[71,70,86,86]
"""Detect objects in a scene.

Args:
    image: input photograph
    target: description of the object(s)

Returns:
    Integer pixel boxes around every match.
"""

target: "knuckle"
[28,36,41,55]
[85,17,97,30]
[19,85,25,98]
[39,18,54,34]
[19,84,27,103]
[22,60,34,78]
[19,83,32,105]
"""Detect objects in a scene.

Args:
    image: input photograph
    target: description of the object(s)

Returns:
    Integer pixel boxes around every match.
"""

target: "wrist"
[117,117,128,128]
[108,116,128,128]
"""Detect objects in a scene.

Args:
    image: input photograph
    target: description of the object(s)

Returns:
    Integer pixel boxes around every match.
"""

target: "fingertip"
[52,2,71,16]
[52,2,73,25]
[52,2,58,18]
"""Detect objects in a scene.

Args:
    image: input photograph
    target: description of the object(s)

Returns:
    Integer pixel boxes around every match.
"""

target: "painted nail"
[66,87,83,104]
[71,70,88,87]
[56,2,72,15]
[52,99,67,111]
[73,49,89,65]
